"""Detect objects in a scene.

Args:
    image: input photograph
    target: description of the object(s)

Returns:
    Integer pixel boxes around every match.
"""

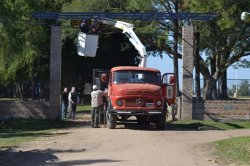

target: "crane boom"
[97,17,147,67]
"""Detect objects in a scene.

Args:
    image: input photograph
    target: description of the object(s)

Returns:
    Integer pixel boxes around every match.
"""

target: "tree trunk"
[31,77,36,101]
[193,27,201,101]
[203,78,213,100]
[17,82,24,101]
[210,56,217,99]
[218,71,228,99]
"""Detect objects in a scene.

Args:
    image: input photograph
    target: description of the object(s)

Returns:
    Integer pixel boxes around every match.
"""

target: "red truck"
[79,18,177,129]
[102,66,176,130]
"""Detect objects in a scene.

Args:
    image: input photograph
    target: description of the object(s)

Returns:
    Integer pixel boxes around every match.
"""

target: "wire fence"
[1,79,249,101]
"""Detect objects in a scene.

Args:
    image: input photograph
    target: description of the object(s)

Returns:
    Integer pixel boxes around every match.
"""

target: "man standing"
[61,87,68,119]
[91,85,107,128]
[68,86,78,120]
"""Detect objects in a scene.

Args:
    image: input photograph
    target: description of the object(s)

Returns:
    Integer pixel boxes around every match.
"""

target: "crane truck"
[78,18,177,130]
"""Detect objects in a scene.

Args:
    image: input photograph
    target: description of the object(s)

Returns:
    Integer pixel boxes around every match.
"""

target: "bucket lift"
[77,17,147,67]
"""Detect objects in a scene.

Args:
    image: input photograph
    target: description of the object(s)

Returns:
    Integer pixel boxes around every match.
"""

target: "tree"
[0,0,71,99]
[238,80,250,96]
[184,0,250,99]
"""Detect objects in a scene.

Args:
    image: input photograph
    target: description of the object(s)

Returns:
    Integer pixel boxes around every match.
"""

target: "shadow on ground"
[0,149,121,166]
[165,122,222,131]
[116,121,222,131]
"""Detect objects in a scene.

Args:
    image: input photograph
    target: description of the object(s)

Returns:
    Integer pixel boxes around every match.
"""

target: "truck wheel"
[106,112,117,129]
[156,111,166,130]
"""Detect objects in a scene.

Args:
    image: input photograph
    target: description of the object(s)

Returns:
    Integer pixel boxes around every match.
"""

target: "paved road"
[1,122,250,166]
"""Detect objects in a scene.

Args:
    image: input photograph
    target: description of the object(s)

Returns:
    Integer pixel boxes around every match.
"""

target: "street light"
[234,68,238,98]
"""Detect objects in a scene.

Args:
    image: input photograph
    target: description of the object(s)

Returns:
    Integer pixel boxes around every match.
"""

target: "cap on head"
[92,85,98,90]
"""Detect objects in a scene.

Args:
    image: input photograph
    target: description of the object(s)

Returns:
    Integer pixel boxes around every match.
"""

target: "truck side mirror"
[101,73,109,82]
[162,73,175,85]
[169,75,175,84]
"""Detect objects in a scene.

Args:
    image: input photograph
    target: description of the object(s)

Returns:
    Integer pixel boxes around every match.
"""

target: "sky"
[147,55,250,89]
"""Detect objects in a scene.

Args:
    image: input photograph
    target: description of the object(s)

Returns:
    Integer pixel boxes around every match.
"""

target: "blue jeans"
[61,102,68,119]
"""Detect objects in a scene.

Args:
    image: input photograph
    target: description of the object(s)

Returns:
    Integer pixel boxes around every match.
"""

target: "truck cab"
[104,66,176,130]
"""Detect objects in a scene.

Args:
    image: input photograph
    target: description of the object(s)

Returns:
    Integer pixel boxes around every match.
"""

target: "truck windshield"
[113,70,161,85]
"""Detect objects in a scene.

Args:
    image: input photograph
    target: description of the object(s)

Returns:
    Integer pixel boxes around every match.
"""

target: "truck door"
[162,73,176,106]
[93,69,110,91]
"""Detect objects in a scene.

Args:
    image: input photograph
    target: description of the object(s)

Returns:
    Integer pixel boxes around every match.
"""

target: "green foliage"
[228,80,250,97]
[0,0,71,84]
[185,0,250,77]
[77,105,92,113]
[214,136,250,165]
[182,0,250,99]
[238,80,250,96]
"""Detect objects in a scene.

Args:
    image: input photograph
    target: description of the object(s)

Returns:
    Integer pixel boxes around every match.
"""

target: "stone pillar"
[49,26,61,119]
[181,26,194,119]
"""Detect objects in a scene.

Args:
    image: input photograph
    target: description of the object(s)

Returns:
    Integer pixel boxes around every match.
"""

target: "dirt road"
[1,121,250,166]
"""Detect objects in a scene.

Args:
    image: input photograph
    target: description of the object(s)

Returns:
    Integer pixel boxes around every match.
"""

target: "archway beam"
[31,12,216,21]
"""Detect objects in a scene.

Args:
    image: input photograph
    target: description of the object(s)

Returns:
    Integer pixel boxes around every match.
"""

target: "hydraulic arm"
[97,17,147,67]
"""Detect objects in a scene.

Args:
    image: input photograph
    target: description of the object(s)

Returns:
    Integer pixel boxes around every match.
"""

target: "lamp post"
[233,68,238,98]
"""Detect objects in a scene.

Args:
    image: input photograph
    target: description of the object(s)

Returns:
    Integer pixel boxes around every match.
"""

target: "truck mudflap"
[108,110,164,116]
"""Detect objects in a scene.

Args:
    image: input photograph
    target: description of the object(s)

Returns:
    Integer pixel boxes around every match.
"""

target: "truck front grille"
[125,98,154,107]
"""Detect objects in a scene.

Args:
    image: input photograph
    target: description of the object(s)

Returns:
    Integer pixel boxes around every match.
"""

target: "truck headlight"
[156,100,162,106]
[116,99,123,106]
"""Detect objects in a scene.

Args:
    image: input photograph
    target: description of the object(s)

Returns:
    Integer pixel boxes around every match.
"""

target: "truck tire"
[106,112,117,129]
[156,111,166,130]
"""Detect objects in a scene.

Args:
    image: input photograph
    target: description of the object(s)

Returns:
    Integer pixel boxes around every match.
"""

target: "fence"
[193,79,250,99]
[0,81,49,101]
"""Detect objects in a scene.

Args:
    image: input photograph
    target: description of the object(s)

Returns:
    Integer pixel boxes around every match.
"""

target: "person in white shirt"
[68,86,79,120]
[91,85,107,128]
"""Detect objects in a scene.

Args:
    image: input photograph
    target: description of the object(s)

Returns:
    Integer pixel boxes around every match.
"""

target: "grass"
[77,105,92,113]
[0,119,75,149]
[0,98,18,101]
[167,119,250,130]
[214,136,250,165]
[170,120,250,165]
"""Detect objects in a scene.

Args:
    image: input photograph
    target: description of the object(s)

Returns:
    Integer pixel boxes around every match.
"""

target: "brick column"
[181,26,194,119]
[49,26,61,119]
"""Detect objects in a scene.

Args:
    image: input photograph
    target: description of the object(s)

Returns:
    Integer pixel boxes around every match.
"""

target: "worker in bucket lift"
[91,85,107,128]
[80,19,91,33]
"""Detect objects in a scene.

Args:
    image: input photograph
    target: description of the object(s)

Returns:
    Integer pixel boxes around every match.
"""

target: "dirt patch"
[1,117,250,166]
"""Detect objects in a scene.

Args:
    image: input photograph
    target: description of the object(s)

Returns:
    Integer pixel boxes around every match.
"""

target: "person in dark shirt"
[61,87,68,119]
[80,19,91,33]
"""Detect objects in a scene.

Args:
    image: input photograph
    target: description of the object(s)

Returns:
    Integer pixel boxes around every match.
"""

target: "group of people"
[61,85,107,128]
[61,86,79,120]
